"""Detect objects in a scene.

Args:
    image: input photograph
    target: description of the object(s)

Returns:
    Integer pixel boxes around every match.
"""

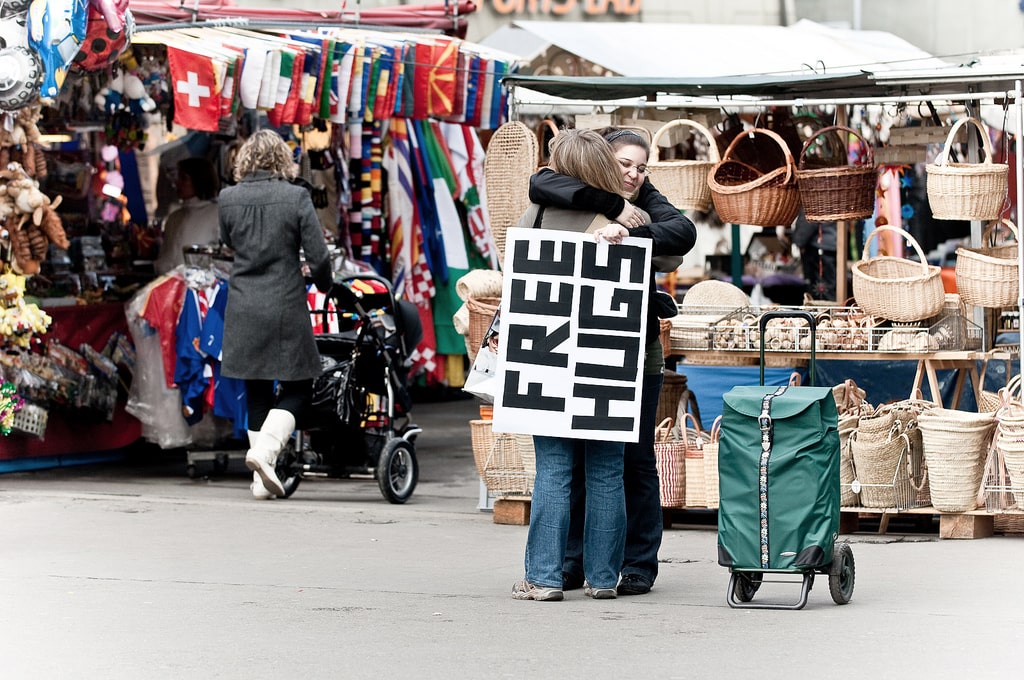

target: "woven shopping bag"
[704,415,722,509]
[654,418,687,508]
[679,411,708,508]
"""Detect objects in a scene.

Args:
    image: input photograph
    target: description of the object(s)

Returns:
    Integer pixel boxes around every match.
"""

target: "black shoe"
[617,574,652,596]
[562,571,585,591]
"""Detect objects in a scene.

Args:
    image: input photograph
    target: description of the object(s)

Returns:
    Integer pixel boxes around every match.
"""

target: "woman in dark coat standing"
[219,129,332,499]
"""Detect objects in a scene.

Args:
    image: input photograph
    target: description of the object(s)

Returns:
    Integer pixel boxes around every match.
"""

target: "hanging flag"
[167,47,222,132]
[258,49,280,110]
[442,122,498,269]
[330,42,355,124]
[466,55,484,128]
[281,50,305,124]
[266,49,295,127]
[238,47,267,110]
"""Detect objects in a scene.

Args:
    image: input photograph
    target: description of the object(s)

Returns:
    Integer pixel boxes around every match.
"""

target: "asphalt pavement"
[0,394,1021,679]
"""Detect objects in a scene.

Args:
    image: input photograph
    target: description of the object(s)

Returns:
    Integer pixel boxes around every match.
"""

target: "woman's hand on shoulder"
[592,224,629,244]
[614,202,645,228]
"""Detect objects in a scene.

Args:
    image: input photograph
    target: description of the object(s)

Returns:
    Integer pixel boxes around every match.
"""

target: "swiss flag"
[168,47,221,132]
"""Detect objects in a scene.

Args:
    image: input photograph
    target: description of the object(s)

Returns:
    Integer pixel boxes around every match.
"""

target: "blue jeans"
[525,436,626,590]
[564,371,664,585]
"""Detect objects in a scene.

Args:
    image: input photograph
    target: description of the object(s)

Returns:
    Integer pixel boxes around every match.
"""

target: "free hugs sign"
[492,227,651,443]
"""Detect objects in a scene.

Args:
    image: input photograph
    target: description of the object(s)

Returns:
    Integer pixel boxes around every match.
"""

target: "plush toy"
[0,265,50,348]
[95,70,155,116]
[0,163,69,274]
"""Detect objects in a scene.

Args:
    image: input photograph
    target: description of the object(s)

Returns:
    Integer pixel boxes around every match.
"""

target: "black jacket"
[528,168,697,342]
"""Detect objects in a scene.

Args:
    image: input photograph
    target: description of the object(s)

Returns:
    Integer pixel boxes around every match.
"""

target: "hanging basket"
[955,218,1019,309]
[795,125,877,222]
[852,225,945,322]
[647,119,720,212]
[708,127,801,227]
[926,117,1008,221]
[484,121,540,264]
[465,296,500,363]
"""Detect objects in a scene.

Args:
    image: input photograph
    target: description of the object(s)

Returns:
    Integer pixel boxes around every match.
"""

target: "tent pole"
[1016,80,1023,386]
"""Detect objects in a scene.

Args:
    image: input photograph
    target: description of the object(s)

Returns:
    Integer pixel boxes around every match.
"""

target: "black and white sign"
[492,227,651,442]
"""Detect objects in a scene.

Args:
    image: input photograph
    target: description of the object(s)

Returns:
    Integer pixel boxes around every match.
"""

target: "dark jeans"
[564,370,664,585]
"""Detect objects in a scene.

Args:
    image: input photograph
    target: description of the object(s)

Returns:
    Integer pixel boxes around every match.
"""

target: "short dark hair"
[177,157,220,200]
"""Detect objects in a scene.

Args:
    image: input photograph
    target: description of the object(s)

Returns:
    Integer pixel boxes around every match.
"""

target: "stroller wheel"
[377,438,418,504]
[274,441,303,499]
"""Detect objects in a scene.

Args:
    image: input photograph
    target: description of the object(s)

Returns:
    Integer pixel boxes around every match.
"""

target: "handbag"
[462,308,501,403]
[310,357,362,426]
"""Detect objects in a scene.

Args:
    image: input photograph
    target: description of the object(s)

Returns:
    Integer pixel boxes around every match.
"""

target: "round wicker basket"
[795,125,877,222]
[926,117,1008,221]
[708,128,801,227]
[955,219,1019,309]
[852,225,945,322]
[647,119,720,212]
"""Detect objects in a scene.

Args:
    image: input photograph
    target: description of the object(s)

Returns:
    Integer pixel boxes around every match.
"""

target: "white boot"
[247,430,275,500]
[245,409,295,498]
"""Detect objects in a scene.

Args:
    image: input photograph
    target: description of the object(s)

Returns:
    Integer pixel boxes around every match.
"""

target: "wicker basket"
[926,117,1008,221]
[469,419,496,478]
[850,419,908,508]
[708,128,802,227]
[704,415,722,509]
[918,408,995,512]
[838,414,860,507]
[647,119,720,212]
[955,219,1019,309]
[484,121,539,264]
[852,225,945,322]
[465,296,500,362]
[795,125,877,222]
[678,412,707,507]
[482,431,536,496]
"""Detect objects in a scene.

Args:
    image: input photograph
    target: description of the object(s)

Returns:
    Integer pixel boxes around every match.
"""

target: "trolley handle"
[758,310,818,387]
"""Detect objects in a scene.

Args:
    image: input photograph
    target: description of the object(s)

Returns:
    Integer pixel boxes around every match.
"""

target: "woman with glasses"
[528,126,696,596]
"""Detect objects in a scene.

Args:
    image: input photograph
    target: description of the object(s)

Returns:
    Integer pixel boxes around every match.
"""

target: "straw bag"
[852,225,945,322]
[469,419,496,478]
[704,415,722,509]
[926,117,1008,221]
[654,418,687,508]
[838,414,860,507]
[484,121,539,263]
[708,128,801,227]
[680,412,708,508]
[955,218,1019,309]
[647,119,720,212]
[918,408,995,512]
[850,424,911,508]
[795,125,877,222]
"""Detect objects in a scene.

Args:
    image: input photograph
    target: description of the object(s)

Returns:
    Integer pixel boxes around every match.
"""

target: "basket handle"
[935,117,995,167]
[797,124,874,170]
[720,127,795,185]
[860,224,931,275]
[650,119,721,164]
[983,218,1019,247]
[709,414,723,443]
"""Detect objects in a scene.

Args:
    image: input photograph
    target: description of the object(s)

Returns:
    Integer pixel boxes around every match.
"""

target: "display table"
[0,302,141,472]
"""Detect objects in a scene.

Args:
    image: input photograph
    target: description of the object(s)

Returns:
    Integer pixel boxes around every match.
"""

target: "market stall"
[473,59,1024,534]
[0,6,519,470]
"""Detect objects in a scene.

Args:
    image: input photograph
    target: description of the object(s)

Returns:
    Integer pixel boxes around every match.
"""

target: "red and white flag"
[168,47,221,132]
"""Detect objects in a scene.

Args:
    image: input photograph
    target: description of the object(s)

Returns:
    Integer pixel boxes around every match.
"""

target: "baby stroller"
[273,273,423,503]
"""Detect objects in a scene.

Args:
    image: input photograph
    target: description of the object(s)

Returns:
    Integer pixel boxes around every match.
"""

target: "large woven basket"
[483,121,539,264]
[955,218,1019,309]
[849,416,907,508]
[708,128,801,227]
[852,225,945,322]
[918,408,995,512]
[926,117,1008,221]
[795,125,877,222]
[469,418,496,478]
[647,119,720,212]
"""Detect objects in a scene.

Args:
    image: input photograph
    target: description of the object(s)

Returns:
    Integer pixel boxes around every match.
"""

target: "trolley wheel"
[377,438,418,504]
[828,541,856,605]
[731,572,763,603]
[186,464,198,479]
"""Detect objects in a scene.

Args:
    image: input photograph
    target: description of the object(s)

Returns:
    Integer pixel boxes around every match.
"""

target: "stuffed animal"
[0,163,69,274]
